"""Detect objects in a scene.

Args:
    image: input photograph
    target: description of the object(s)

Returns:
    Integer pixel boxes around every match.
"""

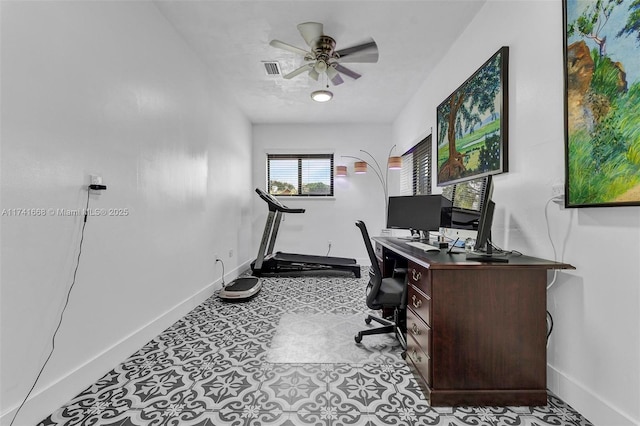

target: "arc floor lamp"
[338,145,401,210]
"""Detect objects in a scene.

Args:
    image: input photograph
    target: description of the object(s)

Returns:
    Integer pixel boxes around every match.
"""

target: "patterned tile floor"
[40,270,593,425]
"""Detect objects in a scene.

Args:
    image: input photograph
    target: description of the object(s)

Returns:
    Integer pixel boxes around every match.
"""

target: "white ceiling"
[154,0,486,124]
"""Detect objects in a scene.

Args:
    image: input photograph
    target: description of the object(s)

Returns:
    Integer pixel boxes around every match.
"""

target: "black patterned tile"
[296,362,355,387]
[118,351,183,383]
[217,337,270,364]
[288,390,336,418]
[360,362,413,386]
[290,407,373,425]
[370,408,445,426]
[125,363,195,409]
[450,406,524,426]
[119,408,211,426]
[262,382,326,412]
[208,408,290,426]
[41,384,132,426]
[530,397,589,426]
[131,388,209,425]
[191,365,261,410]
[334,379,397,413]
[39,270,594,426]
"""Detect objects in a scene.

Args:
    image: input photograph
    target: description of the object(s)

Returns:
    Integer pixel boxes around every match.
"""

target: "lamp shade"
[388,156,402,170]
[335,165,347,176]
[354,161,368,174]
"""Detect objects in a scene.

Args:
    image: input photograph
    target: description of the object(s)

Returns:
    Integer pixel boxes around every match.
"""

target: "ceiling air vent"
[262,61,281,76]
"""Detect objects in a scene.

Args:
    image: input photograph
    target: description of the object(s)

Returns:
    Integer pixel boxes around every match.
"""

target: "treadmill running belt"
[274,252,358,266]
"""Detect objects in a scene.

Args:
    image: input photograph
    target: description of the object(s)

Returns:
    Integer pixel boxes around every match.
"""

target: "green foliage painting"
[564,0,640,206]
[436,47,509,186]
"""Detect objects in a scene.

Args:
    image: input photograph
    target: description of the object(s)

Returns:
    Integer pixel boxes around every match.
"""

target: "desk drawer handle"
[411,323,421,335]
[411,349,422,363]
[412,295,422,309]
[411,269,422,282]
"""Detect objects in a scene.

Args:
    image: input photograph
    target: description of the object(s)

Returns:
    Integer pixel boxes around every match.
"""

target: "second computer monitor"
[387,194,445,233]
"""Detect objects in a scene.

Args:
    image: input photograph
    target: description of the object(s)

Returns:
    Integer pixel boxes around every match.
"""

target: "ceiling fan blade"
[282,63,314,79]
[269,39,310,56]
[336,38,379,63]
[297,22,323,46]
[334,64,361,80]
[326,67,344,86]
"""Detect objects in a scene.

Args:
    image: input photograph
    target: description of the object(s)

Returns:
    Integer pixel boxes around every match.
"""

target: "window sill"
[275,196,336,201]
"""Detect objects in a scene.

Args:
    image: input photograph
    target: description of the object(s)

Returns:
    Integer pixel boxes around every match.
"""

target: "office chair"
[354,220,407,350]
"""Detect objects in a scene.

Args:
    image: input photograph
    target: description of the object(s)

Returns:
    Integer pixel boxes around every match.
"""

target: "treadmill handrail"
[255,188,305,214]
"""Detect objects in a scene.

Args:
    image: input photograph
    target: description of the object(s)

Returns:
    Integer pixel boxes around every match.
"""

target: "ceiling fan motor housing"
[312,36,337,61]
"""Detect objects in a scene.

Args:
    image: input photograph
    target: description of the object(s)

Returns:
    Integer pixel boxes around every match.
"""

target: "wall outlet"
[552,183,565,198]
[214,254,220,262]
[90,174,103,185]
[552,183,565,205]
[228,249,233,258]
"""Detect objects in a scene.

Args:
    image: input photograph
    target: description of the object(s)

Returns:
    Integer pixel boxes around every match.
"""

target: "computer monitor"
[440,177,488,231]
[473,175,494,251]
[387,195,445,234]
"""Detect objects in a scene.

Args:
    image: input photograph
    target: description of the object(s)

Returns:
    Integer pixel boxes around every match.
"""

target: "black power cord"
[216,258,225,287]
[10,187,99,425]
[546,310,554,342]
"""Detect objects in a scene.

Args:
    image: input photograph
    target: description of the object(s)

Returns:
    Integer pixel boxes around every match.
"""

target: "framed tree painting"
[564,0,640,207]
[436,46,509,186]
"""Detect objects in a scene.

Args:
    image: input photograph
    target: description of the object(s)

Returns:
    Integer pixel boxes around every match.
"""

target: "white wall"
[393,1,640,425]
[0,2,253,424]
[252,123,396,265]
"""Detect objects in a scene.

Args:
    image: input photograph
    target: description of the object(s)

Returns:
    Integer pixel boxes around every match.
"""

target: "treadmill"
[251,188,360,278]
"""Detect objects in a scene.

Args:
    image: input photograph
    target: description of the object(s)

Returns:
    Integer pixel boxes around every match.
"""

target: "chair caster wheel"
[355,333,362,343]
[364,317,372,324]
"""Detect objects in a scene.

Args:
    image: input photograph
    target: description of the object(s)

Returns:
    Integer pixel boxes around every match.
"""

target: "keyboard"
[406,241,441,252]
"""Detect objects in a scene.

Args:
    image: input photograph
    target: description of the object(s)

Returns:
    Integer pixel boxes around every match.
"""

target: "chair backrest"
[355,220,383,307]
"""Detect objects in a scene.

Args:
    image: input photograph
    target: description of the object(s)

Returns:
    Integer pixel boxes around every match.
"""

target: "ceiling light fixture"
[311,89,333,102]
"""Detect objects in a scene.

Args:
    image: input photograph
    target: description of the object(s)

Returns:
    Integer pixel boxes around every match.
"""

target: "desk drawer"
[408,285,431,326]
[407,333,431,387]
[408,262,431,296]
[406,308,431,356]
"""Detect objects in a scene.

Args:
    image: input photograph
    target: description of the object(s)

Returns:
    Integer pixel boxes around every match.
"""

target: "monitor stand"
[466,252,509,263]
[409,228,422,240]
[465,243,509,263]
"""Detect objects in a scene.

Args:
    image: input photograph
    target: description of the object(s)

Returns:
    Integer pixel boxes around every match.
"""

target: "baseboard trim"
[1,262,250,426]
[547,364,639,426]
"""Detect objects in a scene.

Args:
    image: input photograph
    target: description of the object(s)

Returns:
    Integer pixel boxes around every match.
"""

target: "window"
[400,134,432,195]
[267,154,334,196]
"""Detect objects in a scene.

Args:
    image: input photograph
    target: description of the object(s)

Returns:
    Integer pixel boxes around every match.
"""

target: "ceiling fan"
[269,22,378,86]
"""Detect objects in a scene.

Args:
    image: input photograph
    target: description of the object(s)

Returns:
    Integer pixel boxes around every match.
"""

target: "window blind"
[400,134,432,196]
[267,154,334,196]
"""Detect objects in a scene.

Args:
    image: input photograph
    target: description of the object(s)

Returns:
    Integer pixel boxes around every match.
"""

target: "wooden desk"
[373,236,575,407]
